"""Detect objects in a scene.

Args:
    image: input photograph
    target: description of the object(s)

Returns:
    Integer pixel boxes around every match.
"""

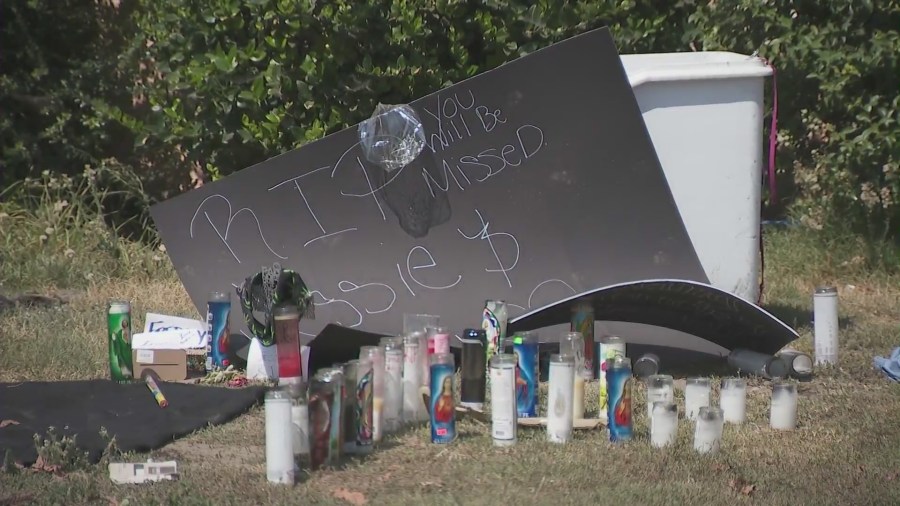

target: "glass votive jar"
[770,381,798,430]
[650,401,678,448]
[720,377,747,424]
[693,406,724,454]
[685,377,711,420]
[646,374,675,420]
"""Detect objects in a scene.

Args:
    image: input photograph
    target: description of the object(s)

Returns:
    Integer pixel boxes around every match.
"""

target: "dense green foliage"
[2,0,898,241]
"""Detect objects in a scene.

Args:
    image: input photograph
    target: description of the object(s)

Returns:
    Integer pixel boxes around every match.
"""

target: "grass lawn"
[1,223,899,505]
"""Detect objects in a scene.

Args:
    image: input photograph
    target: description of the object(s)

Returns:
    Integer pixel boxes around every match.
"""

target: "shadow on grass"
[761,303,854,331]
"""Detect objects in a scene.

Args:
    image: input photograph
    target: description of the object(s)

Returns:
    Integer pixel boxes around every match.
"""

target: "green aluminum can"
[108,300,133,382]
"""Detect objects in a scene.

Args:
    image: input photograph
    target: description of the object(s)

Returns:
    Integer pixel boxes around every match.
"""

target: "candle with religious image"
[358,346,385,442]
[570,299,595,379]
[645,374,674,420]
[354,357,374,454]
[482,300,508,359]
[429,352,457,444]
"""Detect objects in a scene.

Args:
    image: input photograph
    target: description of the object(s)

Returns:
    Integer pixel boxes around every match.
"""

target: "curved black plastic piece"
[509,279,799,356]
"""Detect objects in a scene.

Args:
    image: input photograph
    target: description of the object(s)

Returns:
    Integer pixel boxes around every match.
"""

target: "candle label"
[490,364,517,444]
[430,362,457,443]
[355,367,374,450]
[607,365,633,442]
[513,339,538,417]
[482,304,503,358]
[571,305,595,379]
[598,341,626,411]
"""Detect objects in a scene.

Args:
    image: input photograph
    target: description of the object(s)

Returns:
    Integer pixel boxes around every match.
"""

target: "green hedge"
[3,0,899,241]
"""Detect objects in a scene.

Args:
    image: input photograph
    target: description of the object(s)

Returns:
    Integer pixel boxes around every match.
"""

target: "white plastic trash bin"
[619,51,773,303]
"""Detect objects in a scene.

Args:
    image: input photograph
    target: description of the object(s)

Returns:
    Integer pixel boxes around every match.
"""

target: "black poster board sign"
[151,27,712,342]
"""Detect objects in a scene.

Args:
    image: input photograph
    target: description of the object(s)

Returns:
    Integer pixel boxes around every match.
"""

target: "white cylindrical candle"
[693,406,724,454]
[359,345,385,442]
[685,377,711,421]
[770,381,798,430]
[561,332,586,420]
[380,337,404,433]
[402,336,422,424]
[547,354,575,444]
[720,377,747,424]
[645,374,674,420]
[650,401,678,448]
[490,353,518,447]
[265,389,294,484]
[813,286,839,365]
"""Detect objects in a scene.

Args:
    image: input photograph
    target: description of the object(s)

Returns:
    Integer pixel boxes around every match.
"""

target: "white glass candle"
[770,381,798,430]
[561,332,586,420]
[402,336,422,423]
[813,286,839,365]
[720,377,747,424]
[490,353,518,447]
[382,342,404,433]
[265,389,294,484]
[645,374,674,420]
[547,354,575,444]
[693,406,724,454]
[685,377,711,421]
[650,401,678,448]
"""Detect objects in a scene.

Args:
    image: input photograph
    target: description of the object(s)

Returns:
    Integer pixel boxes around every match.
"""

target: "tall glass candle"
[650,401,678,448]
[426,325,451,355]
[685,377,711,420]
[358,345,385,442]
[720,377,747,424]
[354,357,374,454]
[273,304,302,382]
[265,388,294,484]
[570,299,595,379]
[403,313,439,391]
[598,336,626,413]
[561,332,586,419]
[813,286,839,365]
[380,337,404,433]
[429,352,457,444]
[770,381,798,430]
[490,353,518,447]
[547,354,576,443]
[693,406,724,454]
[646,374,674,420]
[341,361,359,455]
[285,381,308,470]
[402,335,422,423]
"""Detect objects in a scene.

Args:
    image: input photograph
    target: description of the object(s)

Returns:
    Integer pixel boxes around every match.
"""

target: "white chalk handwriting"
[189,194,287,263]
[457,209,520,288]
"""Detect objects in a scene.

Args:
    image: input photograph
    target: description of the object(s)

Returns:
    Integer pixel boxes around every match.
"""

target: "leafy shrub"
[686,0,900,239]
[3,0,899,244]
[115,0,694,186]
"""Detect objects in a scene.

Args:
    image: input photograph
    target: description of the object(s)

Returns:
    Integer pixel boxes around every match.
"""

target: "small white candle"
[685,377,711,421]
[646,374,674,420]
[693,406,724,454]
[265,389,294,485]
[770,381,798,430]
[720,377,747,424]
[650,401,678,448]
[547,354,575,444]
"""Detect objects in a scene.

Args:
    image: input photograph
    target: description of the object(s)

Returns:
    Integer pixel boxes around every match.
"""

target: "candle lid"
[815,286,837,294]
